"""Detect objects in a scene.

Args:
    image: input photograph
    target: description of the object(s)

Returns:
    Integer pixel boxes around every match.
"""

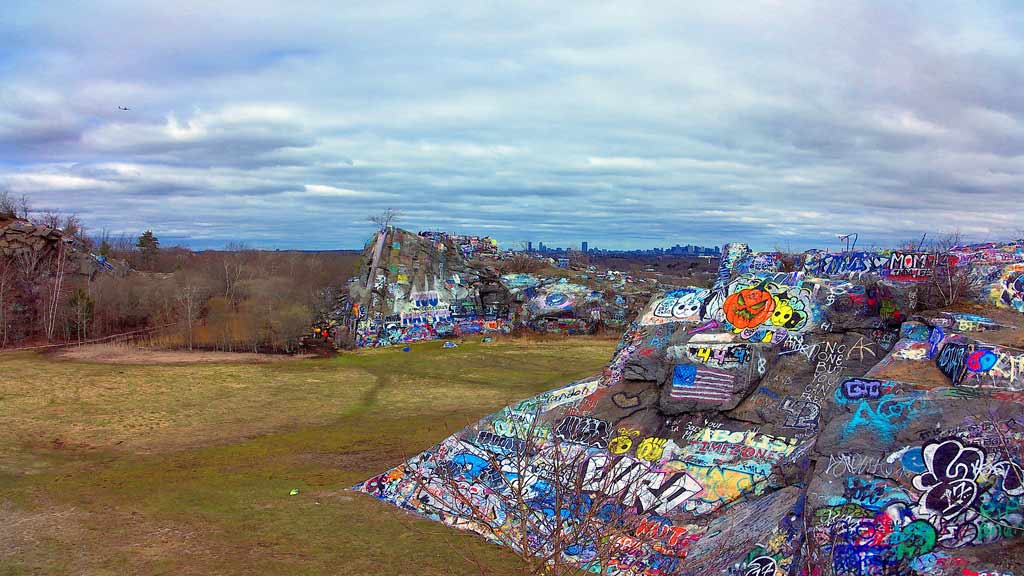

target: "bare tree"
[67,286,94,343]
[929,231,985,308]
[496,253,547,275]
[567,250,589,269]
[0,256,12,347]
[112,232,137,258]
[61,214,90,250]
[10,241,47,343]
[43,240,68,341]
[37,210,62,230]
[221,242,254,303]
[175,274,208,350]
[368,208,401,232]
[0,191,30,219]
[0,192,15,218]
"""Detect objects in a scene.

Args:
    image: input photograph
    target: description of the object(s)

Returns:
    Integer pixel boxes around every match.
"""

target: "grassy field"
[0,336,619,575]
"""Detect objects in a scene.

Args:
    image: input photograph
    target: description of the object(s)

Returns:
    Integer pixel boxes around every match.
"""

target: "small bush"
[495,253,547,274]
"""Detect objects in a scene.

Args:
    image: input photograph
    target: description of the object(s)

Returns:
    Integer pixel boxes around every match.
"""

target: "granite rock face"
[0,217,64,261]
[336,227,647,347]
[0,216,127,278]
[341,228,510,347]
[354,243,1024,575]
[0,217,129,343]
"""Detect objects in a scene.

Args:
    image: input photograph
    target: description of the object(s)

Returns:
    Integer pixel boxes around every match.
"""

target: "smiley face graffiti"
[768,297,807,330]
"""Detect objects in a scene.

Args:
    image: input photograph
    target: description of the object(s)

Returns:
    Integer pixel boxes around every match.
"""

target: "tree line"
[0,192,357,352]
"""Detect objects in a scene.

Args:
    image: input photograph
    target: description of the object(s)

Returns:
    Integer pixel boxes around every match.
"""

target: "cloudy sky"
[3,1,1023,250]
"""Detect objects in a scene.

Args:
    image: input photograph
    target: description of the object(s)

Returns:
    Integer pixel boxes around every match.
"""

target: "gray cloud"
[2,1,1023,250]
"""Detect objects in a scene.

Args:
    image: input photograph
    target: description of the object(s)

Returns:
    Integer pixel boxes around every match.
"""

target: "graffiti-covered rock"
[353,242,1024,575]
[337,227,649,348]
[339,227,509,347]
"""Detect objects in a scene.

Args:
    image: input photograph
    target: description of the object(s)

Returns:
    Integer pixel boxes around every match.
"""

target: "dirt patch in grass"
[0,352,378,467]
[0,498,257,576]
[287,448,409,472]
[47,343,311,364]
[0,501,87,565]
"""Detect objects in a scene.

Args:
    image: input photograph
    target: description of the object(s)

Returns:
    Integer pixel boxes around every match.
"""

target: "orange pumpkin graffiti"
[723,288,775,329]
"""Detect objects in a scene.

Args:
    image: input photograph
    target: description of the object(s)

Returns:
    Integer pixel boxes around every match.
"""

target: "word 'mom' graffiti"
[886,251,937,282]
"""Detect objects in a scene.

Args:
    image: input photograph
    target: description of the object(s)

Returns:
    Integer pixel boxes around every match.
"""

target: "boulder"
[354,253,1024,575]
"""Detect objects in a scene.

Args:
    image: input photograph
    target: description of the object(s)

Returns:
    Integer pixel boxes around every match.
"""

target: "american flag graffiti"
[670,365,735,401]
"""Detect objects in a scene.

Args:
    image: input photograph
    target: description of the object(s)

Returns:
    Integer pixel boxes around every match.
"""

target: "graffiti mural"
[344,228,647,347]
[803,251,890,278]
[641,288,710,325]
[993,264,1024,313]
[712,274,818,343]
[354,238,1024,575]
[809,425,1024,575]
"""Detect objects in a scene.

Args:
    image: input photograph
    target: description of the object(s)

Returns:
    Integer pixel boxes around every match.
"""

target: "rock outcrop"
[0,216,130,344]
[340,227,510,347]
[336,227,648,347]
[0,216,127,278]
[354,243,1024,575]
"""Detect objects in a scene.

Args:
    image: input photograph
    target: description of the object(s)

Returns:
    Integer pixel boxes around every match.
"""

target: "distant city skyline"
[144,226,893,254]
[531,239,720,256]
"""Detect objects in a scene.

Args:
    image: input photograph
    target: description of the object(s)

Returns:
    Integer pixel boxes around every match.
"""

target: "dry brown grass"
[48,342,314,364]
[0,350,377,463]
[0,336,619,575]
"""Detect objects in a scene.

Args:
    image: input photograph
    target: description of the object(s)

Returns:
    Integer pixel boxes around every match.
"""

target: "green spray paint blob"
[891,520,936,560]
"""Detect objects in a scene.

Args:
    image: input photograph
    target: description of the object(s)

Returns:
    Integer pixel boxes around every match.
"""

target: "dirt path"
[47,343,311,364]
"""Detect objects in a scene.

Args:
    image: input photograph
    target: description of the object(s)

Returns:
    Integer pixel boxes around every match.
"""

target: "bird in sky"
[118,105,131,111]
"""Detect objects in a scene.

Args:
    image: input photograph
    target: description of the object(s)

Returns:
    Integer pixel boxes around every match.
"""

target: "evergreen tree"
[137,230,160,269]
